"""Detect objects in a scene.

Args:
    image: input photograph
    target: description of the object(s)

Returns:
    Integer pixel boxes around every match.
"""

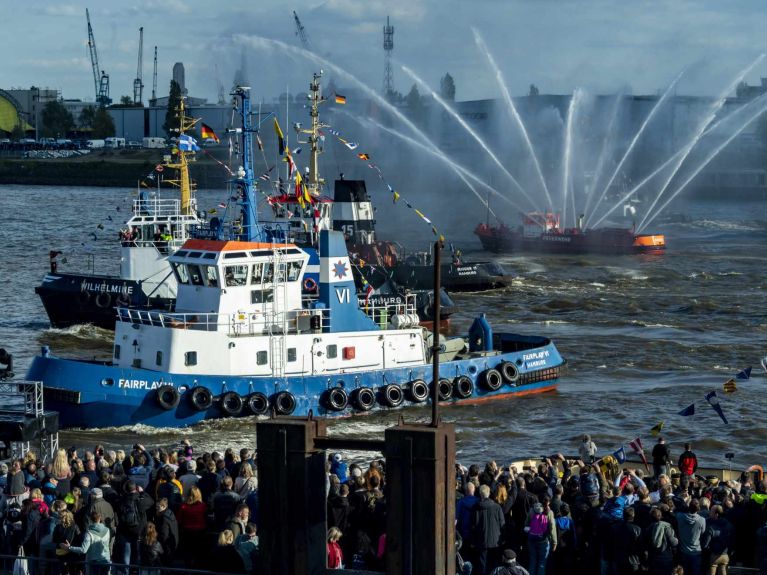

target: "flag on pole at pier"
[628,437,649,471]
[201,123,220,143]
[678,404,695,416]
[705,390,728,424]
[736,367,752,380]
[650,422,664,437]
[273,118,285,155]
[335,93,346,104]
[723,379,737,394]
[613,447,626,464]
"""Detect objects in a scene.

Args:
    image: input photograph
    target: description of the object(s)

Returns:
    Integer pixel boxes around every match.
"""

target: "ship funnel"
[578,213,585,230]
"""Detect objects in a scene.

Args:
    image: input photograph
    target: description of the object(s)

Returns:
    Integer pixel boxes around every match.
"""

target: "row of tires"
[154,361,519,417]
[78,290,131,308]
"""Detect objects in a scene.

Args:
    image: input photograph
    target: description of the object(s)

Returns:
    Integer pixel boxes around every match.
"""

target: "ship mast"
[305,72,325,199]
[163,98,197,214]
[231,85,263,242]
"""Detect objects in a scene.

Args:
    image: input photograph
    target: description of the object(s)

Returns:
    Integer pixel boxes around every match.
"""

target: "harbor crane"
[293,10,312,51]
[86,8,111,107]
[150,46,158,106]
[133,27,144,105]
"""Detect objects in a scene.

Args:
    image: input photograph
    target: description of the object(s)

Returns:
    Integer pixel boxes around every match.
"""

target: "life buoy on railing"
[380,384,404,408]
[499,361,520,383]
[78,291,90,306]
[323,387,349,411]
[407,379,429,403]
[95,293,112,308]
[246,392,269,416]
[481,368,503,391]
[156,385,180,410]
[273,391,296,415]
[453,376,474,399]
[189,387,213,411]
[220,391,244,417]
[303,277,318,292]
[746,465,764,482]
[351,387,376,411]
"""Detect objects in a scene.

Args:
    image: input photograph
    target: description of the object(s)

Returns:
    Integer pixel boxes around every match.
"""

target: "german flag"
[357,153,370,161]
[200,123,220,143]
[723,379,737,393]
[335,93,346,105]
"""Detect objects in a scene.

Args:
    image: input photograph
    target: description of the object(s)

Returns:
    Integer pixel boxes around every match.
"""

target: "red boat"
[475,212,666,255]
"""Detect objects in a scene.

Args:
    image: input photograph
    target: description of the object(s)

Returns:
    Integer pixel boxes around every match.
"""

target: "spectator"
[212,476,242,531]
[701,504,734,575]
[59,510,111,575]
[472,483,506,575]
[327,526,344,569]
[525,498,556,575]
[226,503,250,540]
[676,498,706,575]
[234,463,258,497]
[177,486,207,566]
[114,480,154,572]
[154,497,178,564]
[678,443,699,478]
[579,435,598,463]
[210,529,245,573]
[651,438,672,478]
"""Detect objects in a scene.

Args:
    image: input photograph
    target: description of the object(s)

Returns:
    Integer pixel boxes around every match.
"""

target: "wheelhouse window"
[114,344,121,359]
[155,351,163,366]
[256,351,268,365]
[204,266,219,287]
[225,265,248,286]
[287,261,302,282]
[184,351,197,366]
[172,263,189,285]
[251,262,274,284]
[327,344,338,359]
[251,289,274,304]
[287,347,297,362]
[188,265,204,286]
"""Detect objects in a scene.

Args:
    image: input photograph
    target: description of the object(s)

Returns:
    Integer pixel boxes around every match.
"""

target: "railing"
[0,554,250,575]
[132,198,183,217]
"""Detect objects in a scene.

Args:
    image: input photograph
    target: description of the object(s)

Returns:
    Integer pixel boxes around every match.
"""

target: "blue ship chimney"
[316,230,377,332]
[469,313,493,352]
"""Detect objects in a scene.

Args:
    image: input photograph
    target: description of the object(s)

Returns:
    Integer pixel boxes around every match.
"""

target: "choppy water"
[1,185,766,469]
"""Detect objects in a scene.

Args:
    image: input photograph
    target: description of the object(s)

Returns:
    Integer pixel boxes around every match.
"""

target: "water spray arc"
[637,54,765,231]
[400,65,543,214]
[585,68,687,228]
[561,89,583,228]
[472,28,554,210]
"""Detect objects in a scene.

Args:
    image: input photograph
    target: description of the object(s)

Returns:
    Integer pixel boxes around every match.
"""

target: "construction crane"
[133,27,144,105]
[86,8,110,106]
[150,46,158,106]
[293,10,312,51]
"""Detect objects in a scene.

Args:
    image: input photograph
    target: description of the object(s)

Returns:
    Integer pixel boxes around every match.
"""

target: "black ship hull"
[391,261,511,292]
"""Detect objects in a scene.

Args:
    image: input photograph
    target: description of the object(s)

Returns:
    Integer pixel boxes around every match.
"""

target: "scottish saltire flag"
[613,447,626,464]
[736,367,752,380]
[678,404,695,416]
[178,134,199,152]
[629,437,649,470]
[705,390,728,424]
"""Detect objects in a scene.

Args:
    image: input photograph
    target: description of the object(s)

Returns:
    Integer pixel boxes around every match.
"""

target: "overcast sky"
[5,0,767,104]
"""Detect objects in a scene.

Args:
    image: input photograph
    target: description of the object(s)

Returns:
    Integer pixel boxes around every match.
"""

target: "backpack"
[528,512,549,537]
[556,516,574,549]
[119,497,141,532]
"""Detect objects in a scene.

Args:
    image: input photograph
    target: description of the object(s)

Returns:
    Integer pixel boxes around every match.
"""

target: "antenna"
[133,27,144,105]
[151,46,158,106]
[383,16,394,97]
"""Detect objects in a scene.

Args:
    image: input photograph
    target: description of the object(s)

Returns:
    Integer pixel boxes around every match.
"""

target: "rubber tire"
[95,292,112,309]
[246,392,269,416]
[273,391,296,415]
[499,361,519,383]
[156,385,180,410]
[189,387,213,411]
[380,384,404,408]
[481,368,503,391]
[351,387,376,411]
[408,379,429,403]
[453,376,474,399]
[324,387,349,411]
[220,391,244,417]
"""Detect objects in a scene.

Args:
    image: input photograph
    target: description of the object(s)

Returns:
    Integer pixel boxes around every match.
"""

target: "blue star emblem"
[332,260,348,279]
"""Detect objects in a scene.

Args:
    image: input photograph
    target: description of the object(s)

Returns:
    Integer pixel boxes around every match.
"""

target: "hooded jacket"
[675,511,706,555]
[68,522,111,564]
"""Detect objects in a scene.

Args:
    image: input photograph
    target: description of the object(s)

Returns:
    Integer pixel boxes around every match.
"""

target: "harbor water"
[1,184,765,468]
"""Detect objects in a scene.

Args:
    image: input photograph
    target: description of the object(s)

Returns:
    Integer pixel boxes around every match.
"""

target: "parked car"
[127,141,142,150]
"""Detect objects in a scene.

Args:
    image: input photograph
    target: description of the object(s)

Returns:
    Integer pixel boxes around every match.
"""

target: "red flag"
[628,437,649,472]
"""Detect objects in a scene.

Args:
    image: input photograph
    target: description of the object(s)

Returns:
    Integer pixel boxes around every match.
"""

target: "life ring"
[115,292,130,307]
[453,376,474,399]
[499,361,519,383]
[323,387,349,411]
[380,384,404,408]
[220,391,244,417]
[189,386,213,411]
[246,392,269,416]
[746,465,764,481]
[407,379,429,403]
[272,391,296,415]
[156,385,180,410]
[351,387,376,411]
[434,378,453,401]
[303,277,318,292]
[481,368,503,391]
[95,292,112,308]
[78,291,90,305]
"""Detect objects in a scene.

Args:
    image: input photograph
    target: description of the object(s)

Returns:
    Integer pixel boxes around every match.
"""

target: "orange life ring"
[746,464,764,481]
[303,277,318,292]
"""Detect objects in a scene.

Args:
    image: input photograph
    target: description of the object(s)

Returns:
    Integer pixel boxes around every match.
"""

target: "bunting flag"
[218,202,226,209]
[650,422,664,437]
[207,208,217,214]
[259,172,271,181]
[155,164,164,172]
[273,118,285,155]
[678,404,695,416]
[357,153,370,161]
[292,147,302,155]
[736,367,752,380]
[414,209,431,224]
[613,447,626,464]
[628,437,649,471]
[339,138,358,150]
[705,390,728,424]
[178,134,200,152]
[392,191,400,203]
[256,134,264,151]
[723,379,737,394]
[201,123,220,143]
[761,355,767,373]
[335,93,347,105]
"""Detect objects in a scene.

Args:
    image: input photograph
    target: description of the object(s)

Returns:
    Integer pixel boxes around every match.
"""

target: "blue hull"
[26,336,564,429]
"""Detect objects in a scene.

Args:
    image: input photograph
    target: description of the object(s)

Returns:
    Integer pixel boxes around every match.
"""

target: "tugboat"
[26,83,565,429]
[35,101,203,329]
[475,212,666,255]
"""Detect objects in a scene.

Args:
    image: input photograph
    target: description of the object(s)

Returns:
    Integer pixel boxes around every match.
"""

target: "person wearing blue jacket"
[330,453,348,483]
[59,510,111,575]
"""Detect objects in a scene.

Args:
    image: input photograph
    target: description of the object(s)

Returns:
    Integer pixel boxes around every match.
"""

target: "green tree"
[41,100,74,138]
[120,95,133,106]
[92,107,115,138]
[78,106,96,129]
[163,80,182,137]
[10,122,25,141]
[439,73,455,101]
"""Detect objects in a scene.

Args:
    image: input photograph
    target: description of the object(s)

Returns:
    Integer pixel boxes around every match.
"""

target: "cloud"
[42,5,80,17]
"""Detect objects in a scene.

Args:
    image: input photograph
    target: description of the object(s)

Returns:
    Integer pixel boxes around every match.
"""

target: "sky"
[4,0,767,104]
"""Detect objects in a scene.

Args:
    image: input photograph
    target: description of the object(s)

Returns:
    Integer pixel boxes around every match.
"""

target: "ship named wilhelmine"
[26,79,565,430]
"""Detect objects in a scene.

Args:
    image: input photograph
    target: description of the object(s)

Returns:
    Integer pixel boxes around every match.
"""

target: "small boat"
[475,212,666,255]
[26,81,565,429]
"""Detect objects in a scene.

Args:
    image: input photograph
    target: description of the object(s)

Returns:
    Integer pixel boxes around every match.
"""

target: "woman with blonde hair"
[327,526,344,569]
[140,522,164,573]
[235,462,258,496]
[52,510,81,575]
[208,529,244,573]
[52,449,72,487]
[177,486,206,565]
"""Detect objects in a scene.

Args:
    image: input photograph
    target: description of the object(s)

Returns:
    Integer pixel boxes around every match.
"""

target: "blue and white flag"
[678,403,695,417]
[736,366,752,380]
[613,446,626,464]
[178,134,200,152]
[705,390,728,425]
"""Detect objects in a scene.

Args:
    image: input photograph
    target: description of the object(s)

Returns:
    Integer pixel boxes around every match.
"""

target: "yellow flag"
[723,379,737,393]
[650,422,664,437]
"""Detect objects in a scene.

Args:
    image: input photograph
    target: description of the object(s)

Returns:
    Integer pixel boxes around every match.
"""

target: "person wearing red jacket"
[177,486,207,566]
[677,443,698,477]
[327,526,344,569]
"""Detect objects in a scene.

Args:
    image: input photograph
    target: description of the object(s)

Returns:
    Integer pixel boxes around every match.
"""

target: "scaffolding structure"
[383,16,394,97]
[0,381,59,463]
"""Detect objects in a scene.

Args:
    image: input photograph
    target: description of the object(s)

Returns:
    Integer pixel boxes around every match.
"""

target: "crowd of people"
[0,436,765,575]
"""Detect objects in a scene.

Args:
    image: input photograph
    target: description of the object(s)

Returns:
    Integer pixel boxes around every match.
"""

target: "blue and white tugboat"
[26,85,565,429]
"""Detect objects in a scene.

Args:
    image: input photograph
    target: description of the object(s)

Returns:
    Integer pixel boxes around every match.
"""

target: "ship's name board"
[118,379,167,390]
[523,349,550,368]
[456,266,478,276]
[541,235,571,243]
[81,281,134,295]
